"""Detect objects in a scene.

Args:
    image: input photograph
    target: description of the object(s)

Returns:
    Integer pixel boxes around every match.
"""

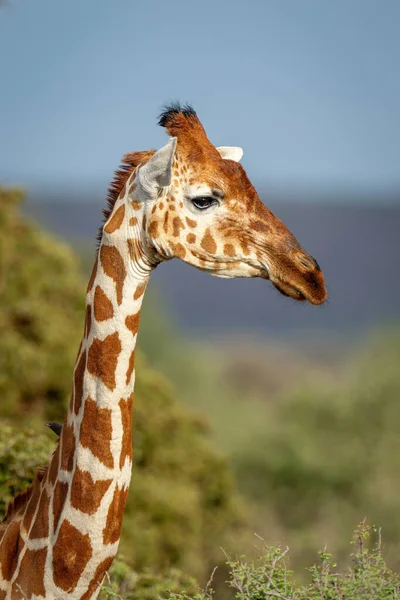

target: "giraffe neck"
[3,190,154,599]
[49,199,151,596]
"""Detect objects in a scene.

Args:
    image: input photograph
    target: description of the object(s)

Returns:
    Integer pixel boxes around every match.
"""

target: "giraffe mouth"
[271,279,307,302]
[260,268,307,302]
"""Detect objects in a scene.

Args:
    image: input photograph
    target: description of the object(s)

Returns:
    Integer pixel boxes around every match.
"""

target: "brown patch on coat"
[13,548,47,598]
[70,468,112,515]
[87,255,98,294]
[100,244,126,305]
[0,520,23,580]
[48,443,60,486]
[163,211,169,233]
[148,220,159,238]
[125,312,140,336]
[87,332,122,391]
[53,480,69,532]
[131,201,142,211]
[60,424,76,472]
[129,216,138,226]
[119,181,127,200]
[73,348,87,415]
[80,556,115,600]
[127,238,145,261]
[104,204,125,234]
[94,286,114,322]
[22,478,41,532]
[224,243,235,257]
[29,488,50,539]
[102,486,129,545]
[119,395,133,469]
[186,233,196,244]
[201,229,217,254]
[250,219,267,234]
[133,280,147,300]
[126,350,135,385]
[0,590,6,600]
[172,216,184,237]
[186,217,197,228]
[80,397,114,469]
[53,520,92,592]
[174,243,186,259]
[240,239,250,255]
[85,305,92,338]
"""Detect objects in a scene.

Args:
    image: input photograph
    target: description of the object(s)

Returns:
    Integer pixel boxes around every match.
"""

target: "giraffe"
[0,103,327,600]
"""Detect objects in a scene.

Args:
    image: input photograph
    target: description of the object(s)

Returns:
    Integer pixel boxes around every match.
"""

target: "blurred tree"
[0,188,84,421]
[230,329,400,573]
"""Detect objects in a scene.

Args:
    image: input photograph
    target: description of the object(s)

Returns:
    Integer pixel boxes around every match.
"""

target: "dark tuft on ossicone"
[158,102,197,128]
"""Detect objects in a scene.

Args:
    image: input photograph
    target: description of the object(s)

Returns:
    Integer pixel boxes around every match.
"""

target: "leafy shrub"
[0,188,84,421]
[99,558,198,600]
[0,421,53,516]
[166,523,400,600]
[224,331,400,572]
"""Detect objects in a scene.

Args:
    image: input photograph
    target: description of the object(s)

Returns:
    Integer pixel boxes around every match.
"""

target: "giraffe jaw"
[271,278,307,302]
[269,275,327,305]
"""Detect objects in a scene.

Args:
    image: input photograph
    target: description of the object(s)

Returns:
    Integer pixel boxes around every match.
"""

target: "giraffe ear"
[216,146,243,162]
[138,137,177,197]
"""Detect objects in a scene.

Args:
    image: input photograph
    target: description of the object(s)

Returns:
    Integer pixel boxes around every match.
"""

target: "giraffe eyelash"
[190,196,219,211]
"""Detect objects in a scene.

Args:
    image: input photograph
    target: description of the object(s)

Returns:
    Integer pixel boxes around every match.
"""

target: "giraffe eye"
[191,196,216,210]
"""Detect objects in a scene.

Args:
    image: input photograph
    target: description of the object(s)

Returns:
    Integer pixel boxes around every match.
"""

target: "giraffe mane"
[97,149,156,245]
[1,466,47,526]
[158,101,197,128]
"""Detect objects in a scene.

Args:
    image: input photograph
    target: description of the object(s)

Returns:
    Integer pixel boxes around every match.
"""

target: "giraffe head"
[122,104,327,305]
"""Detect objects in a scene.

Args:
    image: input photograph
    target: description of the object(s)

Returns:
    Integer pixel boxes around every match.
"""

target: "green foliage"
[121,357,247,579]
[0,188,247,581]
[166,523,400,600]
[135,306,400,577]
[227,332,400,571]
[99,558,198,600]
[0,421,53,516]
[0,188,84,421]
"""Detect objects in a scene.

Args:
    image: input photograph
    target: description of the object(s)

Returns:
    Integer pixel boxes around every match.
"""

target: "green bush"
[0,188,84,421]
[99,558,198,600]
[0,421,53,516]
[225,331,400,572]
[165,523,400,600]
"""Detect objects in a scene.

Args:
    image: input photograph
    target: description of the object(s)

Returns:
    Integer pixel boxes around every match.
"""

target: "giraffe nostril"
[297,254,321,272]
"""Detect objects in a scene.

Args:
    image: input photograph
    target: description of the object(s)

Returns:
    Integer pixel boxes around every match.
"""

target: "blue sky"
[1,0,399,198]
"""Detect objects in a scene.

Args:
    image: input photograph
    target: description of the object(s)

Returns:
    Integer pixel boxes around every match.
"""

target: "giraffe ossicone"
[215,146,243,161]
[0,103,327,600]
